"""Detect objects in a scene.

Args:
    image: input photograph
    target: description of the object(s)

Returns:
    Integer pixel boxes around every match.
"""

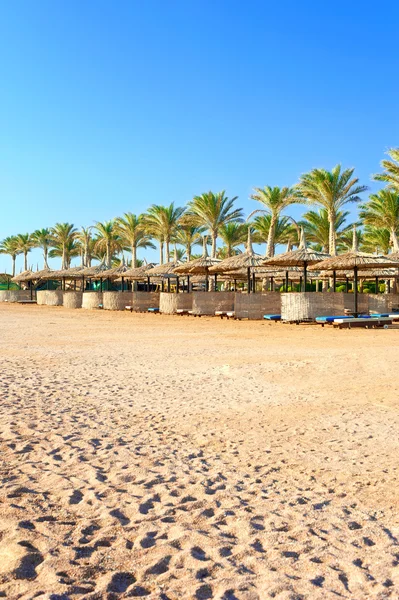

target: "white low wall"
[63,292,83,309]
[192,292,235,315]
[159,292,193,314]
[131,292,160,312]
[82,292,103,309]
[102,291,133,311]
[0,290,33,303]
[234,292,281,320]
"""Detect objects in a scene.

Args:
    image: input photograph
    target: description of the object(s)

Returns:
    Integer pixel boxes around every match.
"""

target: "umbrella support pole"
[354,266,358,317]
[375,277,378,294]
[333,271,336,292]
[247,268,251,294]
[176,276,179,294]
[285,271,289,292]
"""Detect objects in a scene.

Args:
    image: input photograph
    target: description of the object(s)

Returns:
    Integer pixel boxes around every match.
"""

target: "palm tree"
[76,227,93,268]
[115,213,155,268]
[249,186,301,258]
[174,225,205,261]
[187,191,243,258]
[0,236,20,276]
[296,165,368,255]
[14,233,32,271]
[374,148,399,191]
[218,222,247,257]
[299,209,350,252]
[359,189,399,252]
[50,223,77,269]
[93,221,123,268]
[253,214,298,254]
[31,228,52,269]
[361,226,391,255]
[144,203,185,263]
[49,239,80,268]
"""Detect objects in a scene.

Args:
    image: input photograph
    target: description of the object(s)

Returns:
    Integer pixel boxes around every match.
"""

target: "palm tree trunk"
[12,255,16,276]
[106,243,111,268]
[266,215,277,258]
[391,229,399,252]
[165,239,170,262]
[160,242,164,265]
[211,232,217,259]
[44,248,49,269]
[24,251,28,271]
[132,244,137,268]
[186,244,191,261]
[62,247,66,270]
[329,215,336,256]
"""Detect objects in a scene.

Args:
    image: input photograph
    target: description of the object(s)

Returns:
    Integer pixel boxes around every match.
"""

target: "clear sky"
[1,0,398,271]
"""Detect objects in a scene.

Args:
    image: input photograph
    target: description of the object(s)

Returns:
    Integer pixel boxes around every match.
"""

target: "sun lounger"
[176,309,190,315]
[333,317,392,329]
[125,305,133,312]
[215,311,235,319]
[316,315,370,326]
[147,307,160,313]
[263,314,281,321]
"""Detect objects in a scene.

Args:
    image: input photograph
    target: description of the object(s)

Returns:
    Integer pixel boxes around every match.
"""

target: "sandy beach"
[0,304,398,599]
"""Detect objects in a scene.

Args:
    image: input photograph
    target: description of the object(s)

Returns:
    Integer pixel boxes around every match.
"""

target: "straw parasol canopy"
[260,227,329,290]
[309,241,399,274]
[78,263,109,277]
[173,238,221,275]
[40,266,84,280]
[12,270,34,283]
[310,227,399,315]
[23,268,54,282]
[145,257,183,277]
[96,262,131,279]
[208,229,264,293]
[117,263,157,280]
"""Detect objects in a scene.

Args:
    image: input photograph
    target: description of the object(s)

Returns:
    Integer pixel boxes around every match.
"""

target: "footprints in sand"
[1,308,399,598]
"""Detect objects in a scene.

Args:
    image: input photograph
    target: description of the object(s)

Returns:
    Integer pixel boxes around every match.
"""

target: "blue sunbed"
[147,307,160,313]
[316,315,370,324]
[263,314,281,321]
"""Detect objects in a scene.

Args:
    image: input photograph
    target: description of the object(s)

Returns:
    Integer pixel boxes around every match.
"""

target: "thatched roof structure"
[116,263,157,280]
[23,268,54,282]
[174,238,221,275]
[309,228,399,271]
[209,229,264,273]
[145,259,183,277]
[96,263,131,279]
[78,263,109,277]
[262,228,329,267]
[12,270,33,283]
[40,266,84,280]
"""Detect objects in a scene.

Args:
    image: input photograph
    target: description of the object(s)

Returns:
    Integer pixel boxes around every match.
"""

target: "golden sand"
[0,304,398,599]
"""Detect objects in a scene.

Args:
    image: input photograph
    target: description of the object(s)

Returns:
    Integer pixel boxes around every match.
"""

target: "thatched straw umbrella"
[145,254,183,293]
[39,266,85,290]
[23,268,54,282]
[12,270,33,284]
[261,228,329,291]
[209,229,264,293]
[173,238,221,291]
[77,263,109,292]
[96,262,133,291]
[116,263,157,291]
[309,227,399,315]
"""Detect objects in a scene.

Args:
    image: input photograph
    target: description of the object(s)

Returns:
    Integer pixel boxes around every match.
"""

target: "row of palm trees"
[2,150,399,276]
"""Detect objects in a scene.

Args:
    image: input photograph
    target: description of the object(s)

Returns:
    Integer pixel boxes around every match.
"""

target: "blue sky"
[1,0,398,271]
